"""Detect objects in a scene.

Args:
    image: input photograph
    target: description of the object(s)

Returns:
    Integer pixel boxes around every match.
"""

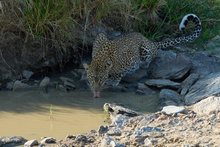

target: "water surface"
[0,90,158,140]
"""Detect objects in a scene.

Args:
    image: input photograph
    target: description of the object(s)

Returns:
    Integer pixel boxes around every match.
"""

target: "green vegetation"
[0,0,219,62]
[99,108,111,123]
[49,105,54,119]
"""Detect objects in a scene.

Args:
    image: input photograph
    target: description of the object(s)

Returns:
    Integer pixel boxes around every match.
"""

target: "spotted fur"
[83,14,202,96]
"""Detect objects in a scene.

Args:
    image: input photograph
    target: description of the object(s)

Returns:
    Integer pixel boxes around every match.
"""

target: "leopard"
[83,14,202,98]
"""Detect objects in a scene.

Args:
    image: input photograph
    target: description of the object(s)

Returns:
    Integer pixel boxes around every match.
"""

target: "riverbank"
[1,98,219,146]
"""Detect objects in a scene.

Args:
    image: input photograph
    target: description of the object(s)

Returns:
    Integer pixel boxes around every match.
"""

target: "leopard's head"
[83,58,112,98]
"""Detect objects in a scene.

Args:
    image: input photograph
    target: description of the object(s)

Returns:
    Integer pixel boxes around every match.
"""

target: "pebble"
[98,126,108,134]
[39,77,50,88]
[161,105,185,115]
[40,137,56,144]
[24,139,38,147]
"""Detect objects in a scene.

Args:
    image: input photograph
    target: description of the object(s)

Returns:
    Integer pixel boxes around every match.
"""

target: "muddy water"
[0,90,159,140]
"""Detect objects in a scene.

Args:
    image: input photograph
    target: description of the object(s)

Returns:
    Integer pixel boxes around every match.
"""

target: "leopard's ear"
[83,63,89,71]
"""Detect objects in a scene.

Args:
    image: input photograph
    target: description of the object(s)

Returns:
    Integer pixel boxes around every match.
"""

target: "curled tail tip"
[179,14,201,31]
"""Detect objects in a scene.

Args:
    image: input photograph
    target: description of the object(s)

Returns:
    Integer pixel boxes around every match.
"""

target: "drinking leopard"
[83,14,202,98]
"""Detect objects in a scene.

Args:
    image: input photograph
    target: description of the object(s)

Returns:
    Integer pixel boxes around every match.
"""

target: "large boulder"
[185,72,220,105]
[159,89,183,109]
[193,96,220,116]
[148,52,191,80]
[190,53,220,77]
[145,79,181,89]
[179,73,199,96]
[0,136,27,147]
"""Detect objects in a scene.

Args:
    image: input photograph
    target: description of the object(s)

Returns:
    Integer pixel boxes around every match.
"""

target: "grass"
[0,0,219,66]
[49,105,54,119]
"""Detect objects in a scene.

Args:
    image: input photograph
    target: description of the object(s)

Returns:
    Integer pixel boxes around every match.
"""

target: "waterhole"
[0,90,159,140]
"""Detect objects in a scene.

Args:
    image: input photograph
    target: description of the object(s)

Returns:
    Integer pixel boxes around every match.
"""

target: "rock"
[136,83,155,95]
[110,114,130,129]
[39,77,50,88]
[100,136,113,147]
[6,81,14,90]
[185,72,220,105]
[60,77,75,83]
[144,138,153,146]
[98,126,108,134]
[121,68,147,83]
[190,53,220,77]
[40,137,56,144]
[134,126,163,135]
[161,105,185,115]
[107,128,121,136]
[0,136,27,147]
[13,80,31,91]
[23,70,34,79]
[145,79,181,89]
[104,103,140,118]
[179,73,199,95]
[193,96,220,116]
[58,84,67,92]
[110,140,125,147]
[75,135,87,142]
[148,52,191,80]
[159,89,183,109]
[132,126,163,142]
[64,81,76,90]
[65,135,76,139]
[24,139,38,147]
[79,70,89,89]
[103,84,127,92]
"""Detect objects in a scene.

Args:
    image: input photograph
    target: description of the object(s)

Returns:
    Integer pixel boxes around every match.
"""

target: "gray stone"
[58,84,67,92]
[132,126,163,142]
[136,83,155,95]
[40,137,56,144]
[6,81,14,90]
[101,136,113,147]
[65,135,76,139]
[13,80,31,91]
[179,73,199,95]
[110,140,125,147]
[134,126,163,136]
[39,77,50,88]
[0,136,27,147]
[148,52,191,80]
[107,128,121,136]
[23,70,34,79]
[79,70,89,89]
[104,103,140,118]
[161,105,185,115]
[144,138,153,146]
[98,126,108,134]
[185,72,220,105]
[76,135,87,142]
[190,53,220,77]
[24,139,38,147]
[60,77,75,83]
[121,68,147,83]
[110,114,130,129]
[103,84,127,92]
[145,79,181,89]
[159,89,183,109]
[64,81,76,90]
[193,96,220,116]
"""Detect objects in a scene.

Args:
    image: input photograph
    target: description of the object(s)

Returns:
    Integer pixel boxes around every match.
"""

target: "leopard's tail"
[155,14,202,49]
